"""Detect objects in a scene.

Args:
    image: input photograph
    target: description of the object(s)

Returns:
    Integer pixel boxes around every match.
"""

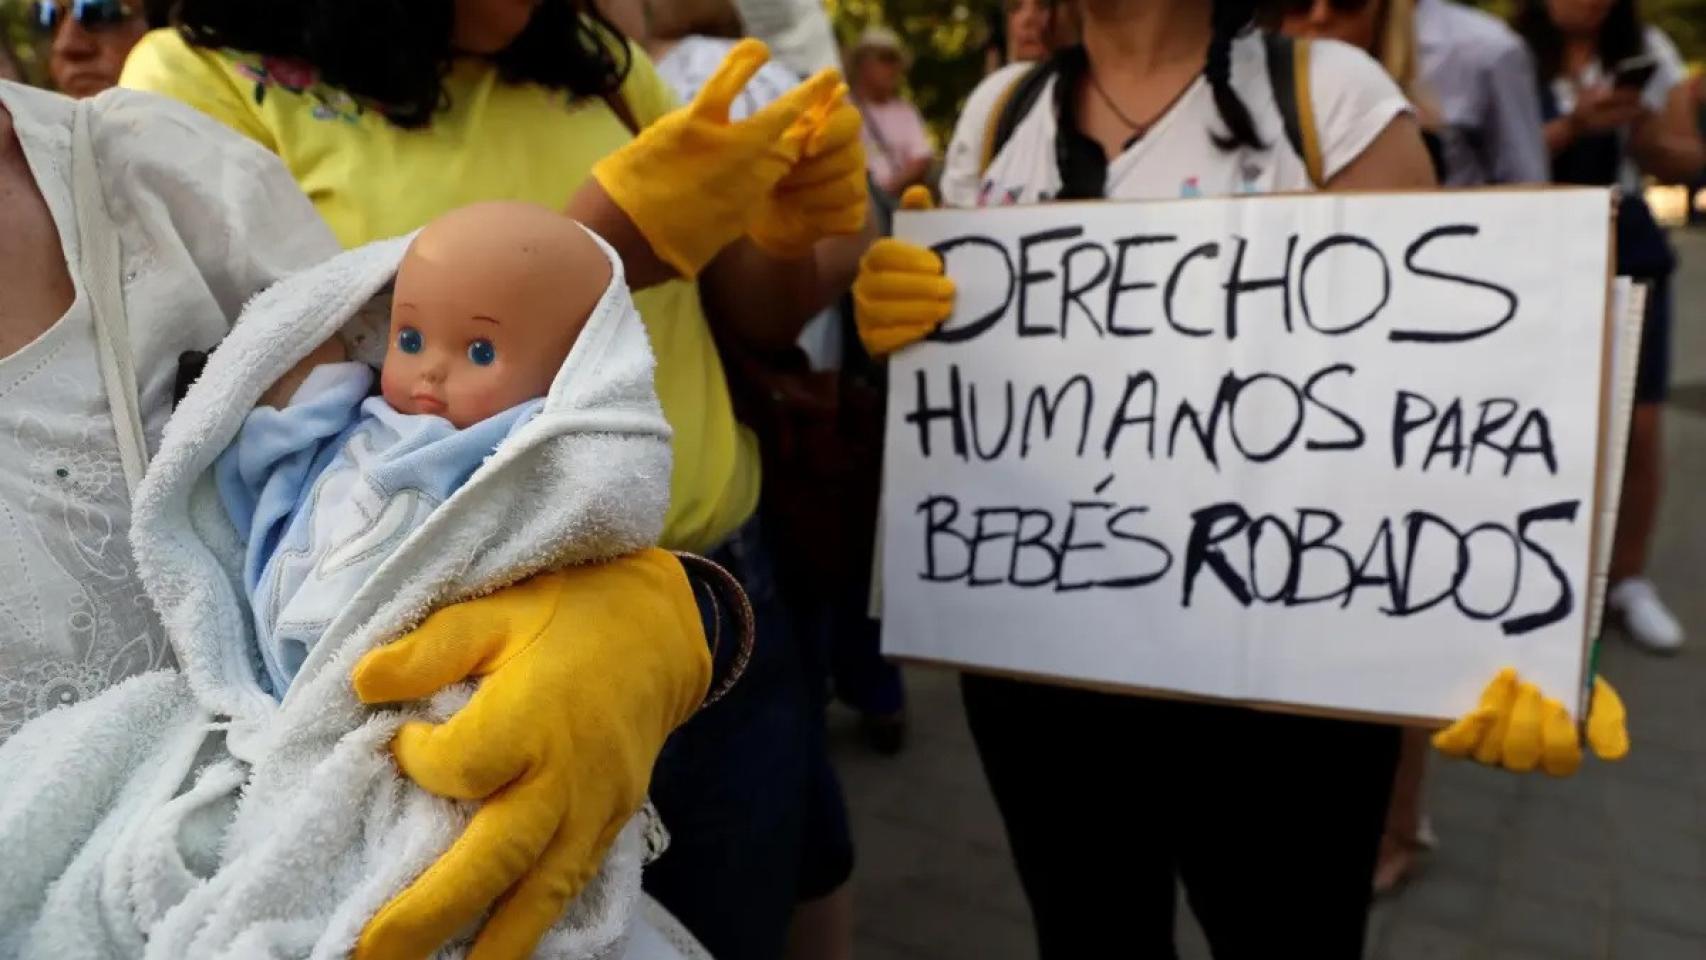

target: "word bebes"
[916,493,1579,636]
[931,224,1517,345]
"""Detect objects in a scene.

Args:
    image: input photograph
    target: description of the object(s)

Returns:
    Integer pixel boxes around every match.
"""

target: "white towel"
[0,229,695,959]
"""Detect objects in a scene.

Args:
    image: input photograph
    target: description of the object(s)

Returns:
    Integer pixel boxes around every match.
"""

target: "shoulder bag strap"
[1265,33,1325,187]
[71,100,148,498]
[980,61,1052,175]
[602,90,642,137]
[856,94,903,173]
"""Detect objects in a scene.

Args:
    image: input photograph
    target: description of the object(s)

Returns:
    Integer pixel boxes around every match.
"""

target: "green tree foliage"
[827,0,1004,144]
[1480,0,1706,60]
[1,0,49,85]
[1640,0,1706,63]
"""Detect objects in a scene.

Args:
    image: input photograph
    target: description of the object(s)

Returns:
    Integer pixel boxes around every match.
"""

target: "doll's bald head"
[383,201,612,427]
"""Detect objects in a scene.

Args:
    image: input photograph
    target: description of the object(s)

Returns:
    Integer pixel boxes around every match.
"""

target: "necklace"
[1091,68,1146,137]
[1086,63,1203,143]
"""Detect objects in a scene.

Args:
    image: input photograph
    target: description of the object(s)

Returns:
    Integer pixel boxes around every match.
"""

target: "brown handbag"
[717,331,886,600]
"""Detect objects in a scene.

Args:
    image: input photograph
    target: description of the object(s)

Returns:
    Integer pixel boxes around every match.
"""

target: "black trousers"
[961,673,1400,960]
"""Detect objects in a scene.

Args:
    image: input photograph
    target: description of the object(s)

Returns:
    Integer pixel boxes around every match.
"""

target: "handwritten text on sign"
[880,190,1612,722]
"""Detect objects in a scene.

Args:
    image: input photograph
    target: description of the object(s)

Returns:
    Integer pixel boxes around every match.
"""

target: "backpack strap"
[602,90,641,137]
[980,61,1054,175]
[1264,33,1325,188]
[72,100,149,498]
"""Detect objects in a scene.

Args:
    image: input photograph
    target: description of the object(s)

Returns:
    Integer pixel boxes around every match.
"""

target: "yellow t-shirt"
[121,29,758,553]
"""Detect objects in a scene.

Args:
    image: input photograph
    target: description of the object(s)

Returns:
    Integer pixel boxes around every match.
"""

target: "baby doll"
[216,201,613,696]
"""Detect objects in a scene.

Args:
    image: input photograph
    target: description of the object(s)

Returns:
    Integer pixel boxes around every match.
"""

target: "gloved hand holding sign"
[852,185,956,357]
[1434,668,1628,776]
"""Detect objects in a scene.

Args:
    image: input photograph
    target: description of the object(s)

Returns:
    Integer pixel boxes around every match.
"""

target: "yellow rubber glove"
[591,38,843,278]
[351,550,712,960]
[747,90,870,258]
[1433,668,1629,776]
[852,186,956,358]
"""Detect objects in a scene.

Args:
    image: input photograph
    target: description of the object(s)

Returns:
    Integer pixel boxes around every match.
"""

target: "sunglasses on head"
[31,0,135,34]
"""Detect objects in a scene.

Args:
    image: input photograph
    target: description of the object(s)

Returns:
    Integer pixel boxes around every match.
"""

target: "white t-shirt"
[731,0,841,76]
[0,81,336,742]
[940,32,1411,208]
[1547,25,1688,194]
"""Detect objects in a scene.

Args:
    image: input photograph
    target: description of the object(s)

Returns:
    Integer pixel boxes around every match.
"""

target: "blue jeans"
[644,518,853,960]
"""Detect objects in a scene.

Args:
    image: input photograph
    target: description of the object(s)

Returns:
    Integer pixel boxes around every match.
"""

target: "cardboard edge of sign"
[890,185,1624,732]
[891,654,1456,730]
[1578,192,1623,724]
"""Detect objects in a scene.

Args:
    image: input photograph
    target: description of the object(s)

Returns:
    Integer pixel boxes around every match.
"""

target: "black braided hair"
[142,0,173,29]
[1206,0,1264,152]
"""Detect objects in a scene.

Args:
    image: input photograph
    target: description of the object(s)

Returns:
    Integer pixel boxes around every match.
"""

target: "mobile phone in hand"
[1612,54,1658,90]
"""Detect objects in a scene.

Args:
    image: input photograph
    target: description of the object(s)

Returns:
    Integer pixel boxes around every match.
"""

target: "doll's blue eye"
[468,339,496,366]
[397,327,423,354]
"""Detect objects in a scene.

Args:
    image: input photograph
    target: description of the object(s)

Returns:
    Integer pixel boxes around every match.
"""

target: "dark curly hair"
[1515,0,1645,83]
[170,0,631,128]
[1207,0,1264,152]
[142,0,173,28]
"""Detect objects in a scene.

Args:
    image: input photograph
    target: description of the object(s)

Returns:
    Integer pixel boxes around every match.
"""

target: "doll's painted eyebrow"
[471,315,500,325]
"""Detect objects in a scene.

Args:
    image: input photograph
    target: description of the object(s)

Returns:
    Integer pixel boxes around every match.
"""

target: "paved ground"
[832,229,1706,960]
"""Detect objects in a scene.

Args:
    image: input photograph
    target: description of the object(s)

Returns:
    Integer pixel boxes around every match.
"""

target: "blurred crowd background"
[9,3,1694,136]
[4,0,1699,214]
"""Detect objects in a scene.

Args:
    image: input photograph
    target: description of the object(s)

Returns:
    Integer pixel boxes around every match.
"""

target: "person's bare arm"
[700,211,880,349]
[259,336,348,409]
[565,173,882,335]
[564,181,682,291]
[1630,84,1706,184]
[1325,114,1440,192]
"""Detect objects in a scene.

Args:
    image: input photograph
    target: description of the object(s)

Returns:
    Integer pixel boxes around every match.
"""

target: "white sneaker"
[1610,577,1685,654]
[1415,815,1439,851]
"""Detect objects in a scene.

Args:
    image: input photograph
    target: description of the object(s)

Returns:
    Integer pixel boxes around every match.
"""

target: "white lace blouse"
[0,81,336,742]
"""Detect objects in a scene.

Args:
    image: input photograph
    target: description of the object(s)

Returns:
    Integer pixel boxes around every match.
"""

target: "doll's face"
[381,202,611,428]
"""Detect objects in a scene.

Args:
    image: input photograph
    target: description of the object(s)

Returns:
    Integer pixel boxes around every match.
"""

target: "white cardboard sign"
[880,188,1614,723]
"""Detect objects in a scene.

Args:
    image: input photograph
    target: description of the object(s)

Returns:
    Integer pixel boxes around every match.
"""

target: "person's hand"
[747,90,870,259]
[590,38,843,278]
[852,186,956,358]
[350,550,712,960]
[1433,668,1629,776]
[1569,84,1645,137]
